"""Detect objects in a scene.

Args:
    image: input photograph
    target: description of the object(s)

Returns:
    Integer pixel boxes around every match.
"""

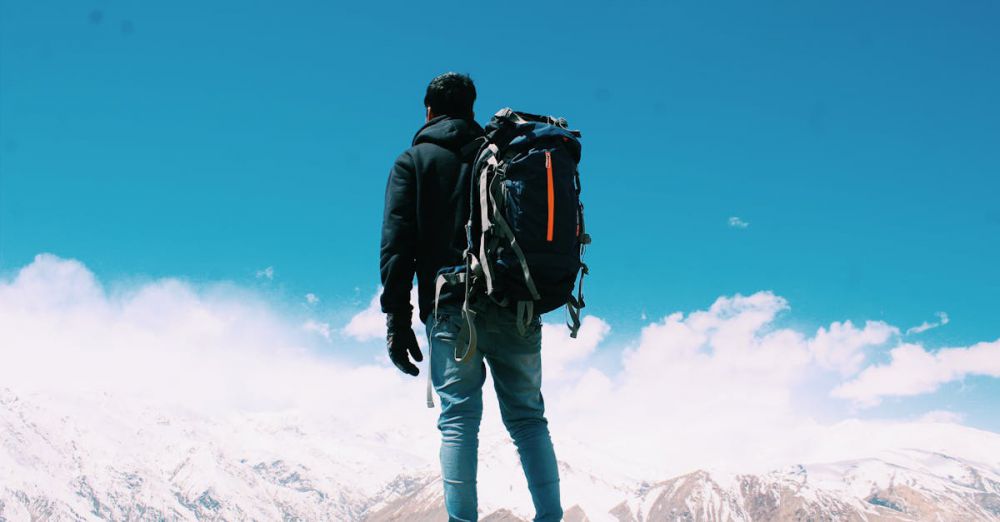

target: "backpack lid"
[485,108,582,162]
[486,108,580,136]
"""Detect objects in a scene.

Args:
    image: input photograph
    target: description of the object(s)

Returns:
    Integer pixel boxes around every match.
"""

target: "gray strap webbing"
[434,276,447,323]
[479,157,497,296]
[427,270,481,409]
[429,271,469,409]
[489,210,541,301]
[426,303,479,408]
[426,343,435,408]
[565,262,588,338]
[479,237,492,295]
[429,274,446,408]
[566,296,582,339]
[477,145,539,302]
[454,300,477,364]
[455,251,479,365]
[434,272,466,322]
[483,170,541,301]
[516,300,534,335]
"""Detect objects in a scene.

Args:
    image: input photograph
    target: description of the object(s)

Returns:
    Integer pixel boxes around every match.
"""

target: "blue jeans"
[427,299,562,522]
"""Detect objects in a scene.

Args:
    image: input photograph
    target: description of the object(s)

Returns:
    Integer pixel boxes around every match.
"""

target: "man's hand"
[386,312,423,376]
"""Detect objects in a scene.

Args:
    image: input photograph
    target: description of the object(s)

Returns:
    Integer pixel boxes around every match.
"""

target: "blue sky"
[1,2,998,430]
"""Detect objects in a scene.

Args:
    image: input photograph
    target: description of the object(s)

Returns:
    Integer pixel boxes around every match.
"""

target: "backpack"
[432,108,591,364]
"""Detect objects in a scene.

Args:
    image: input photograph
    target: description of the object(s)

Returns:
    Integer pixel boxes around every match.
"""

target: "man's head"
[424,72,476,122]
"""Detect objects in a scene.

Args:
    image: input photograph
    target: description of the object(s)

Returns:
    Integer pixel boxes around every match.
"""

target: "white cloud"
[255,266,274,280]
[305,293,320,305]
[550,293,818,473]
[728,216,749,229]
[551,292,817,473]
[3,255,999,481]
[0,254,430,427]
[832,340,1000,406]
[918,410,965,424]
[303,320,331,340]
[544,291,1000,475]
[906,311,950,335]
[808,320,897,376]
[542,316,611,381]
[342,287,425,348]
[343,292,384,342]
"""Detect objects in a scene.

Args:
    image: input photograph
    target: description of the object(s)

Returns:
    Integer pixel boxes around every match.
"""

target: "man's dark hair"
[424,72,476,120]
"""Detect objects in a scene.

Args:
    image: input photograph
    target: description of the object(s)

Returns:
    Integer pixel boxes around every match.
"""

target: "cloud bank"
[2,254,998,478]
[0,254,433,433]
[833,340,1000,406]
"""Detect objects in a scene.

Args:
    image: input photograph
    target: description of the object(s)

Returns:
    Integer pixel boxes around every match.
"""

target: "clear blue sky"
[2,2,998,426]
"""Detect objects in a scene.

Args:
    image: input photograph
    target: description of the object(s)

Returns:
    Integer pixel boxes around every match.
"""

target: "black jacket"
[380,115,485,324]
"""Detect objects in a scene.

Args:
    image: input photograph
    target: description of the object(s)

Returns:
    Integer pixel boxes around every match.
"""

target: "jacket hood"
[412,115,484,150]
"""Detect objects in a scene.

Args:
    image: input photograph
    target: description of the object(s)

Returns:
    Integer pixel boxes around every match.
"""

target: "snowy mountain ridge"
[2,388,999,521]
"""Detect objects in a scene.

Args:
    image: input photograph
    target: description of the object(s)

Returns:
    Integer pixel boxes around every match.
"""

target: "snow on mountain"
[609,451,1000,521]
[0,388,432,520]
[2,388,999,521]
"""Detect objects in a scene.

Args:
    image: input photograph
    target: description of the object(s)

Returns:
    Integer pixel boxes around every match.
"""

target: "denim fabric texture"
[427,299,562,522]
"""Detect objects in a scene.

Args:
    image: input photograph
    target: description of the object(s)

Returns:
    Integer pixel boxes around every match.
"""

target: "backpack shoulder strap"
[459,136,486,163]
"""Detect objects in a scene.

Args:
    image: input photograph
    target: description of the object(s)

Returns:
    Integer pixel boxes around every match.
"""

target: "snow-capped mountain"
[608,452,1000,521]
[2,388,999,521]
[367,449,1000,521]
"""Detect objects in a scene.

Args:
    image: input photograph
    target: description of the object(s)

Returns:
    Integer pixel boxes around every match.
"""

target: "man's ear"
[426,106,435,122]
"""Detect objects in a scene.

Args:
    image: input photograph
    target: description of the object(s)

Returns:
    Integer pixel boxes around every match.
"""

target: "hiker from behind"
[379,73,564,521]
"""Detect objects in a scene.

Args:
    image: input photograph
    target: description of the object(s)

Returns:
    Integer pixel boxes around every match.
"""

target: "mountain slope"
[2,389,999,521]
[613,452,1000,521]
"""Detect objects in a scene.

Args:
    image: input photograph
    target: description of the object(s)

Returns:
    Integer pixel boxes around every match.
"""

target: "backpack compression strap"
[479,148,541,302]
[566,262,588,338]
[566,164,592,338]
[516,300,535,336]
[428,270,479,408]
[478,148,499,297]
[566,219,592,338]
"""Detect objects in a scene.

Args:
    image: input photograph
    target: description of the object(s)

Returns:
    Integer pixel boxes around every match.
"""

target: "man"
[380,72,563,522]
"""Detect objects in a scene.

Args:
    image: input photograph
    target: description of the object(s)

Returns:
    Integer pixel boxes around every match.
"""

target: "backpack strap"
[429,270,463,408]
[459,138,485,162]
[455,298,478,363]
[483,162,541,301]
[565,169,591,338]
[566,298,581,338]
[432,271,465,322]
[489,209,541,301]
[478,150,499,296]
[426,347,435,408]
[566,262,588,338]
[516,300,534,336]
[428,269,479,407]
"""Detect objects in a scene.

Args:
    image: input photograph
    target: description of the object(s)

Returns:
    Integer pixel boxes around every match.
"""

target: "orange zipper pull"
[545,151,554,242]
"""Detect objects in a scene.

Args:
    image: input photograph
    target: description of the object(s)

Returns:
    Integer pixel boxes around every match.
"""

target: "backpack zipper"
[545,151,554,242]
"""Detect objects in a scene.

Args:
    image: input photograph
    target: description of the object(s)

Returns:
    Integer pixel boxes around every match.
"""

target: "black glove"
[386,312,423,376]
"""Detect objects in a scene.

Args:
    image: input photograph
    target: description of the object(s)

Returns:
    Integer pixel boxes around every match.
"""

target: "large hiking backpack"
[433,108,591,362]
